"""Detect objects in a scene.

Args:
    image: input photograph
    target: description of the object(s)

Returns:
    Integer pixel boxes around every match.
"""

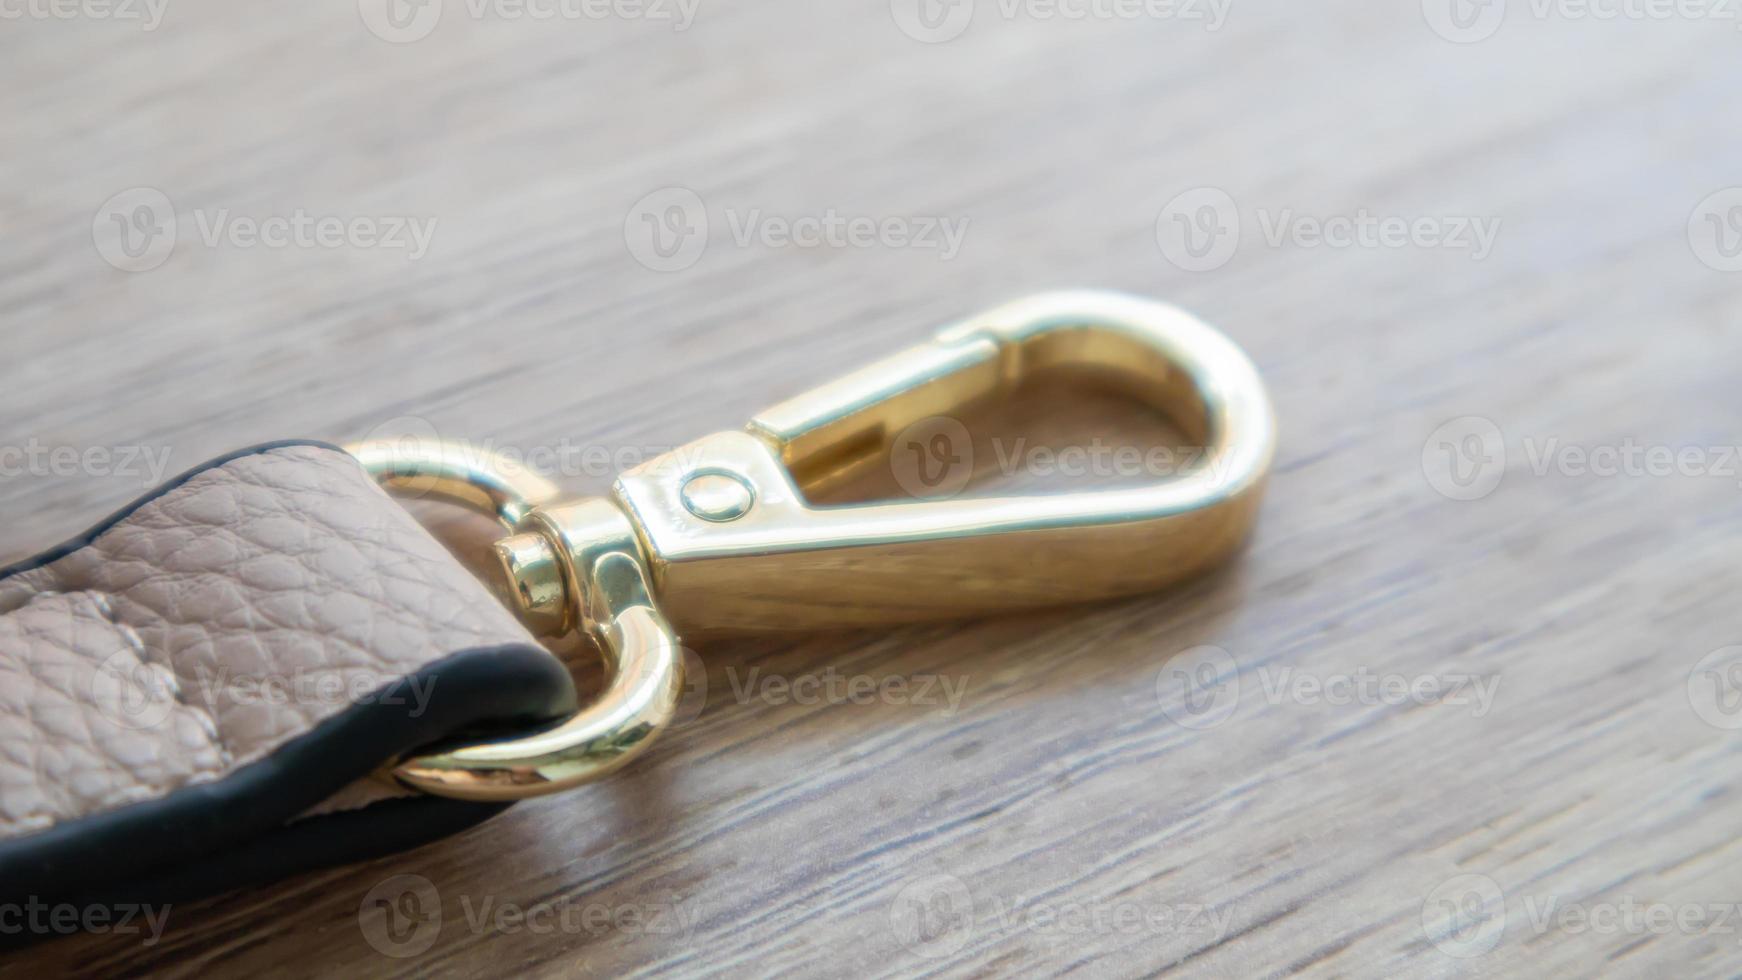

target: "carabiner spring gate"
[353,291,1276,801]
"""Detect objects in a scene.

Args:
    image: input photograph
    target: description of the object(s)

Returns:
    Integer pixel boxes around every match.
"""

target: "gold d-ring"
[348,438,561,530]
[355,290,1277,801]
[349,439,686,801]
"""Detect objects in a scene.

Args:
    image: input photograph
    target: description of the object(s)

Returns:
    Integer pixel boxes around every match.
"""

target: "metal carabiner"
[353,290,1276,801]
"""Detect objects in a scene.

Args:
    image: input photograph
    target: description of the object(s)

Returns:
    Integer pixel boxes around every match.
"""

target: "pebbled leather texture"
[0,442,570,870]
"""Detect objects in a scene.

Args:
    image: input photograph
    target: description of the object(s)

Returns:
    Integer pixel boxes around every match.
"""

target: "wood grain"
[4,1,1742,976]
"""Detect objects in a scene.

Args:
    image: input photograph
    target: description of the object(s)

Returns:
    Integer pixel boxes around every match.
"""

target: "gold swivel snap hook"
[352,290,1277,801]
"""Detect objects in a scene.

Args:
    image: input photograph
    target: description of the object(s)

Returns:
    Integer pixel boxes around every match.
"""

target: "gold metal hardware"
[352,291,1276,801]
[350,438,561,531]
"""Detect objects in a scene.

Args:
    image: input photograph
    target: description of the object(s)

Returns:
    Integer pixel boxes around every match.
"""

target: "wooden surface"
[5,2,1742,976]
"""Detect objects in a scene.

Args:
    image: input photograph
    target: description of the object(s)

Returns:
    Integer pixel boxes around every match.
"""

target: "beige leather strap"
[0,442,575,917]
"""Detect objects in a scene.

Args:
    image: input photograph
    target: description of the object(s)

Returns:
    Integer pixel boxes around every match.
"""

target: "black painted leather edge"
[0,439,349,583]
[0,642,578,948]
[100,793,514,905]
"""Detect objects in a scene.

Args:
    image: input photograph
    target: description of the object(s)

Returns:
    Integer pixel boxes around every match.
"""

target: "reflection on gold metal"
[355,291,1277,801]
[349,437,560,530]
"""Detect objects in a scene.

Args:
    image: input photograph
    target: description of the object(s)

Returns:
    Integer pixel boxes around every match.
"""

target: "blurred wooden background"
[5,1,1742,976]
